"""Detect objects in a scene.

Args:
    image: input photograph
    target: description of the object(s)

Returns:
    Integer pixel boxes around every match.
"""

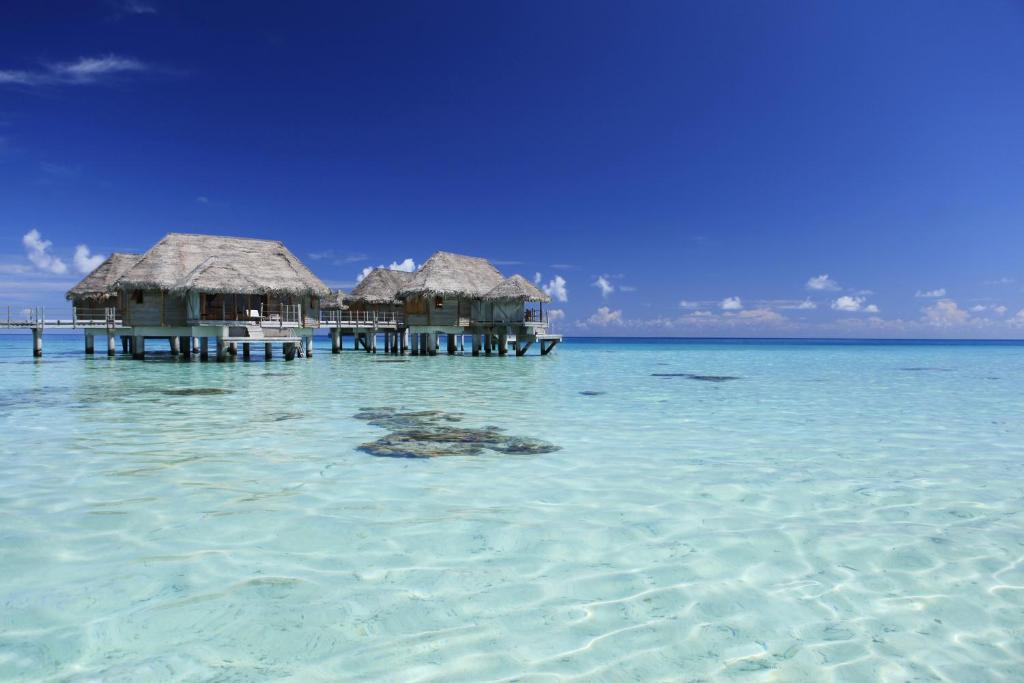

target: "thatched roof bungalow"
[66,252,142,304]
[349,268,415,306]
[483,275,551,303]
[398,251,504,300]
[109,233,329,326]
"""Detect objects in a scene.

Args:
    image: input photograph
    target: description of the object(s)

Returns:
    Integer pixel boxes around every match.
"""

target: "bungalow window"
[132,290,144,304]
[434,295,444,309]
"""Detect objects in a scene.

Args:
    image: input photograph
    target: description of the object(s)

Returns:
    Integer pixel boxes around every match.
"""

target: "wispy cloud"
[983,276,1014,286]
[806,274,840,291]
[22,229,67,274]
[778,298,817,310]
[196,195,209,204]
[922,299,969,326]
[73,245,105,274]
[309,249,367,265]
[109,0,157,16]
[593,275,614,297]
[915,288,946,298]
[0,55,149,87]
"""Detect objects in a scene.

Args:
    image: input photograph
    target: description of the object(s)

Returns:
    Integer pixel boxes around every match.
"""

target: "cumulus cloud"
[547,309,565,323]
[720,296,742,311]
[922,299,969,326]
[831,296,865,312]
[73,245,105,274]
[585,306,623,326]
[593,275,614,297]
[994,305,1008,315]
[542,275,568,302]
[0,55,149,87]
[806,274,840,291]
[356,257,416,283]
[679,299,700,309]
[915,288,946,298]
[22,229,67,274]
[864,304,880,313]
[533,272,542,285]
[734,308,785,322]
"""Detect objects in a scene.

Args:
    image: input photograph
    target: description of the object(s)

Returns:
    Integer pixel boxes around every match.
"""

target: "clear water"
[1,334,1023,682]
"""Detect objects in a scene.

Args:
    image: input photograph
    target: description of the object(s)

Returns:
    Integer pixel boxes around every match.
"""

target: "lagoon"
[1,336,1022,681]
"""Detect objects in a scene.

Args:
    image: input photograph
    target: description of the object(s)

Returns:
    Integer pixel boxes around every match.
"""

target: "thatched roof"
[483,274,551,303]
[322,290,348,310]
[114,233,330,296]
[398,251,504,298]
[348,268,415,304]
[66,252,142,300]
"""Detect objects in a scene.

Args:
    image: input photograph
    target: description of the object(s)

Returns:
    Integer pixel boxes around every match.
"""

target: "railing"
[260,304,302,326]
[73,307,121,325]
[320,310,403,326]
[1,306,123,329]
[472,311,550,326]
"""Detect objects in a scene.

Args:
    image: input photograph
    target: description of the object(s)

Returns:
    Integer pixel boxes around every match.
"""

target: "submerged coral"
[651,373,740,382]
[354,407,559,458]
[161,388,233,396]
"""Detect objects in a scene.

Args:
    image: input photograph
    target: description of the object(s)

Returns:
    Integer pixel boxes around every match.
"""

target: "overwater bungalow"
[398,251,560,356]
[319,268,412,353]
[66,252,142,326]
[67,232,329,360]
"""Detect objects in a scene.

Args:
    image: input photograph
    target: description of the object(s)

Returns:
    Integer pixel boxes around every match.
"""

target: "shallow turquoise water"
[1,335,1023,681]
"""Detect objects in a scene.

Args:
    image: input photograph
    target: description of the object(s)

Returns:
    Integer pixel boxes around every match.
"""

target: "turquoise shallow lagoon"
[1,335,1023,681]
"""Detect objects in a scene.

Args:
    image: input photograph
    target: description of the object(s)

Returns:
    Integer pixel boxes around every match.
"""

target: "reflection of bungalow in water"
[66,232,329,360]
[398,251,560,356]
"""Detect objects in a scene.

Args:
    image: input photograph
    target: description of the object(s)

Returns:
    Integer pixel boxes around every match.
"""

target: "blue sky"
[2,1,1023,337]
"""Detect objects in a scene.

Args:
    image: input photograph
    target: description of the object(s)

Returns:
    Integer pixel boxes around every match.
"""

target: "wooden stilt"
[192,337,200,354]
[216,338,227,362]
[265,342,273,360]
[32,328,42,358]
[498,333,508,356]
[331,328,340,354]
[484,334,492,355]
[243,342,250,360]
[181,336,191,360]
[472,334,481,356]
[84,334,95,355]
[284,342,296,361]
[200,337,209,361]
[133,336,145,360]
[228,341,237,356]
[107,334,116,357]
[305,335,313,357]
[170,336,180,355]
[121,336,129,354]
[447,334,456,355]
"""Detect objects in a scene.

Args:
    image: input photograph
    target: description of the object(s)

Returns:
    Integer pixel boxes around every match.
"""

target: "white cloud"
[196,196,209,204]
[922,299,969,326]
[542,275,568,303]
[778,298,816,310]
[547,309,565,323]
[618,285,636,292]
[679,299,700,309]
[971,305,987,312]
[831,295,865,312]
[806,274,840,291]
[720,296,742,311]
[73,245,105,274]
[983,277,1014,286]
[355,257,417,283]
[112,0,157,16]
[533,272,542,285]
[915,288,946,298]
[585,306,623,326]
[864,304,880,314]
[0,55,148,86]
[593,275,614,297]
[22,229,67,274]
[734,308,785,322]
[994,305,1008,315]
